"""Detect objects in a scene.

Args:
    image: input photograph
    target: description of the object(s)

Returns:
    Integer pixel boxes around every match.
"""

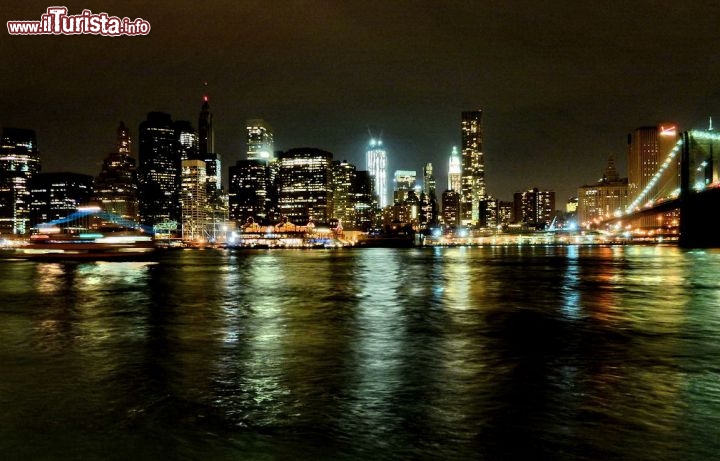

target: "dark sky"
[3,0,720,204]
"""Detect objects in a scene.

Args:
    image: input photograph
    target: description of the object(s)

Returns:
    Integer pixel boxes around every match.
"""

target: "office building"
[138,112,181,229]
[228,159,269,224]
[0,128,40,234]
[448,146,461,192]
[247,119,274,162]
[461,110,485,225]
[278,148,333,224]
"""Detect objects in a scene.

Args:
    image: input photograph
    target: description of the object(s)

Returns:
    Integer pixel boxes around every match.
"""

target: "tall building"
[627,124,679,228]
[441,189,460,227]
[423,163,436,197]
[228,159,269,224]
[138,112,181,229]
[247,119,274,162]
[366,138,387,208]
[627,124,680,207]
[460,110,485,225]
[181,159,208,242]
[30,172,93,227]
[278,148,333,224]
[197,99,222,193]
[331,160,356,227]
[0,128,40,234]
[393,170,416,204]
[95,122,139,222]
[351,170,374,230]
[198,96,214,158]
[513,187,555,230]
[577,154,629,227]
[448,146,461,192]
[174,120,198,161]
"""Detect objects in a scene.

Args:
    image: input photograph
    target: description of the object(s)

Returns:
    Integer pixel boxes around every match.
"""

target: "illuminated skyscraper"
[174,120,198,161]
[138,112,181,228]
[181,159,208,242]
[461,110,485,225]
[95,122,139,222]
[331,160,356,226]
[0,128,40,234]
[278,148,332,224]
[247,119,274,162]
[366,138,387,208]
[627,124,679,206]
[627,124,679,227]
[228,159,269,224]
[448,146,461,192]
[393,170,416,204]
[423,162,436,197]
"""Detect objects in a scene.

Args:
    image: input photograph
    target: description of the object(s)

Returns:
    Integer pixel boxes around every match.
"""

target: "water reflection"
[2,247,720,459]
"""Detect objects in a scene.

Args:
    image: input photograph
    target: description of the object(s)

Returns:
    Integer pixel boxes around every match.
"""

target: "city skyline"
[2,1,720,204]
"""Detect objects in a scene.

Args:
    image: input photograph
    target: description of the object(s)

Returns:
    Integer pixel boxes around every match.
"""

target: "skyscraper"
[246,119,274,162]
[366,138,387,208]
[278,148,333,224]
[627,124,680,207]
[138,112,181,229]
[181,159,208,242]
[95,122,139,222]
[331,160,356,227]
[198,96,213,158]
[0,128,40,234]
[627,124,679,227]
[174,120,198,161]
[448,146,461,192]
[460,110,485,225]
[228,159,269,224]
[423,162,436,197]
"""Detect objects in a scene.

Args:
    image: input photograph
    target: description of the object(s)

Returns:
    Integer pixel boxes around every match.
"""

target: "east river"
[1,246,720,460]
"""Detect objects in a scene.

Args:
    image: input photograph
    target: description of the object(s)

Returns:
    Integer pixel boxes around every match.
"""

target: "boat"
[4,230,156,261]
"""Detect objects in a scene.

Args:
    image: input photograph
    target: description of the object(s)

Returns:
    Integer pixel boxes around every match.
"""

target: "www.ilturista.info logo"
[7,6,150,36]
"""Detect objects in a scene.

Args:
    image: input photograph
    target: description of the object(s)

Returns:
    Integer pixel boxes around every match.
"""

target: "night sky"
[3,0,720,204]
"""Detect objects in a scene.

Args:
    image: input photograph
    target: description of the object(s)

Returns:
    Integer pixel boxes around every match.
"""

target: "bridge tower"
[679,131,720,247]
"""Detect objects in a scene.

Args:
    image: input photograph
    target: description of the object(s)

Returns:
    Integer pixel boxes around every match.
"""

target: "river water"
[1,246,720,460]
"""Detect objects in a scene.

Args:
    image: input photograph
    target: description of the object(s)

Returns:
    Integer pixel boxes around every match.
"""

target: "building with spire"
[448,146,461,192]
[460,110,485,225]
[94,122,139,222]
[577,154,629,228]
[366,138,387,209]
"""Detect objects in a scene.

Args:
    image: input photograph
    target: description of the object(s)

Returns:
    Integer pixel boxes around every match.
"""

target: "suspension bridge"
[601,128,720,247]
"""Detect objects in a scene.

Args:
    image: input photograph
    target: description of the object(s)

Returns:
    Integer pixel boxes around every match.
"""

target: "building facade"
[228,159,269,225]
[448,146,461,193]
[247,119,274,162]
[181,159,208,242]
[278,148,333,224]
[577,155,629,228]
[460,110,485,225]
[0,128,40,234]
[138,112,181,229]
[513,188,556,230]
